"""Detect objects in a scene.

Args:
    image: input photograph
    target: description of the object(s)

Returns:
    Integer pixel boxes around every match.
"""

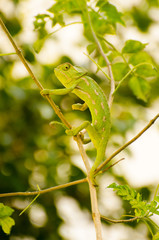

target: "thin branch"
[0,179,87,198]
[97,34,127,64]
[97,158,125,175]
[47,21,82,38]
[85,5,115,107]
[0,52,16,56]
[95,113,159,174]
[83,52,111,81]
[101,215,139,223]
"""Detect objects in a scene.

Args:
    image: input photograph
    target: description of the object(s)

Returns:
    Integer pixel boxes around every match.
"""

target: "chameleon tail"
[90,143,107,185]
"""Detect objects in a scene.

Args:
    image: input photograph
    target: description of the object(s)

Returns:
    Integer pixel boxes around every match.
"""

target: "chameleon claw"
[49,121,67,130]
[65,129,76,136]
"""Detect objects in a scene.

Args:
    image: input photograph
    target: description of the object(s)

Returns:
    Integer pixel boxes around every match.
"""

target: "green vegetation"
[0,0,159,239]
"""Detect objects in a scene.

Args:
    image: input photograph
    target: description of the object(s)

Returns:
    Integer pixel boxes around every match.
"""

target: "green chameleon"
[41,62,111,184]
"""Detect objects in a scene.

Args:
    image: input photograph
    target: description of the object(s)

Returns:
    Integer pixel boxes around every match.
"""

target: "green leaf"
[33,14,49,30]
[135,64,157,77]
[107,183,118,189]
[129,51,152,66]
[87,43,96,55]
[0,217,15,235]
[33,38,46,53]
[145,218,159,236]
[51,14,65,27]
[129,76,151,102]
[97,2,125,26]
[0,203,14,218]
[112,62,130,81]
[48,0,84,15]
[148,201,158,213]
[122,40,147,53]
[91,11,115,35]
[0,203,15,234]
[154,210,159,215]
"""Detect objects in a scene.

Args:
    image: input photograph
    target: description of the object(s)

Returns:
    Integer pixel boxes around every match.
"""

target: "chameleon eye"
[63,64,70,71]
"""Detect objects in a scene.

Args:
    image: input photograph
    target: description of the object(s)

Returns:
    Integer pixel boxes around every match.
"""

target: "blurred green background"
[0,0,159,239]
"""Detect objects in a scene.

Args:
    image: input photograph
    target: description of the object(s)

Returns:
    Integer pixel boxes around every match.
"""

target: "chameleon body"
[41,63,111,183]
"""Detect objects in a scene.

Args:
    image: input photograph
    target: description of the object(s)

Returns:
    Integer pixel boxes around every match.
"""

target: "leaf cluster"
[0,203,15,234]
[108,183,159,237]
[33,0,158,103]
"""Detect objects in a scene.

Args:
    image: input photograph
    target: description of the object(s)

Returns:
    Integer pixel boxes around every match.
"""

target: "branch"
[0,179,87,198]
[101,215,139,223]
[95,113,159,174]
[85,5,115,107]
[98,158,125,175]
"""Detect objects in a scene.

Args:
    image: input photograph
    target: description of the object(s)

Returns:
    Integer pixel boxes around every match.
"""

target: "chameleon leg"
[72,102,88,111]
[49,121,68,130]
[65,121,90,136]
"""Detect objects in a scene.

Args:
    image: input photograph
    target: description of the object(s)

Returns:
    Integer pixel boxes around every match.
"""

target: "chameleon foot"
[40,89,50,97]
[65,128,77,136]
[49,121,67,130]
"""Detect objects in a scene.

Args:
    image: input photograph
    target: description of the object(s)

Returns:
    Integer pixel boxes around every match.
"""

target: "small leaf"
[87,43,96,54]
[107,183,118,189]
[33,38,46,53]
[154,210,159,215]
[90,10,115,36]
[0,204,15,234]
[122,40,147,53]
[135,64,157,77]
[0,217,15,235]
[33,14,49,30]
[0,203,14,218]
[129,76,150,102]
[112,62,130,81]
[98,2,125,26]
[51,14,65,26]
[129,51,152,66]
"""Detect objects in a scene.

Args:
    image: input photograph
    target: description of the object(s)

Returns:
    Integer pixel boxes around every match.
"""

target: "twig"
[85,5,115,107]
[0,179,87,198]
[83,52,111,81]
[97,158,125,175]
[101,215,139,223]
[95,113,159,174]
[0,16,102,240]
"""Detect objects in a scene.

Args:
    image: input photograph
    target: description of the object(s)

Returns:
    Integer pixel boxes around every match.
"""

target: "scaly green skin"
[41,63,111,184]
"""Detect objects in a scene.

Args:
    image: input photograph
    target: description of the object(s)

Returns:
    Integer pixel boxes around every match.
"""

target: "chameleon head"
[54,62,88,87]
